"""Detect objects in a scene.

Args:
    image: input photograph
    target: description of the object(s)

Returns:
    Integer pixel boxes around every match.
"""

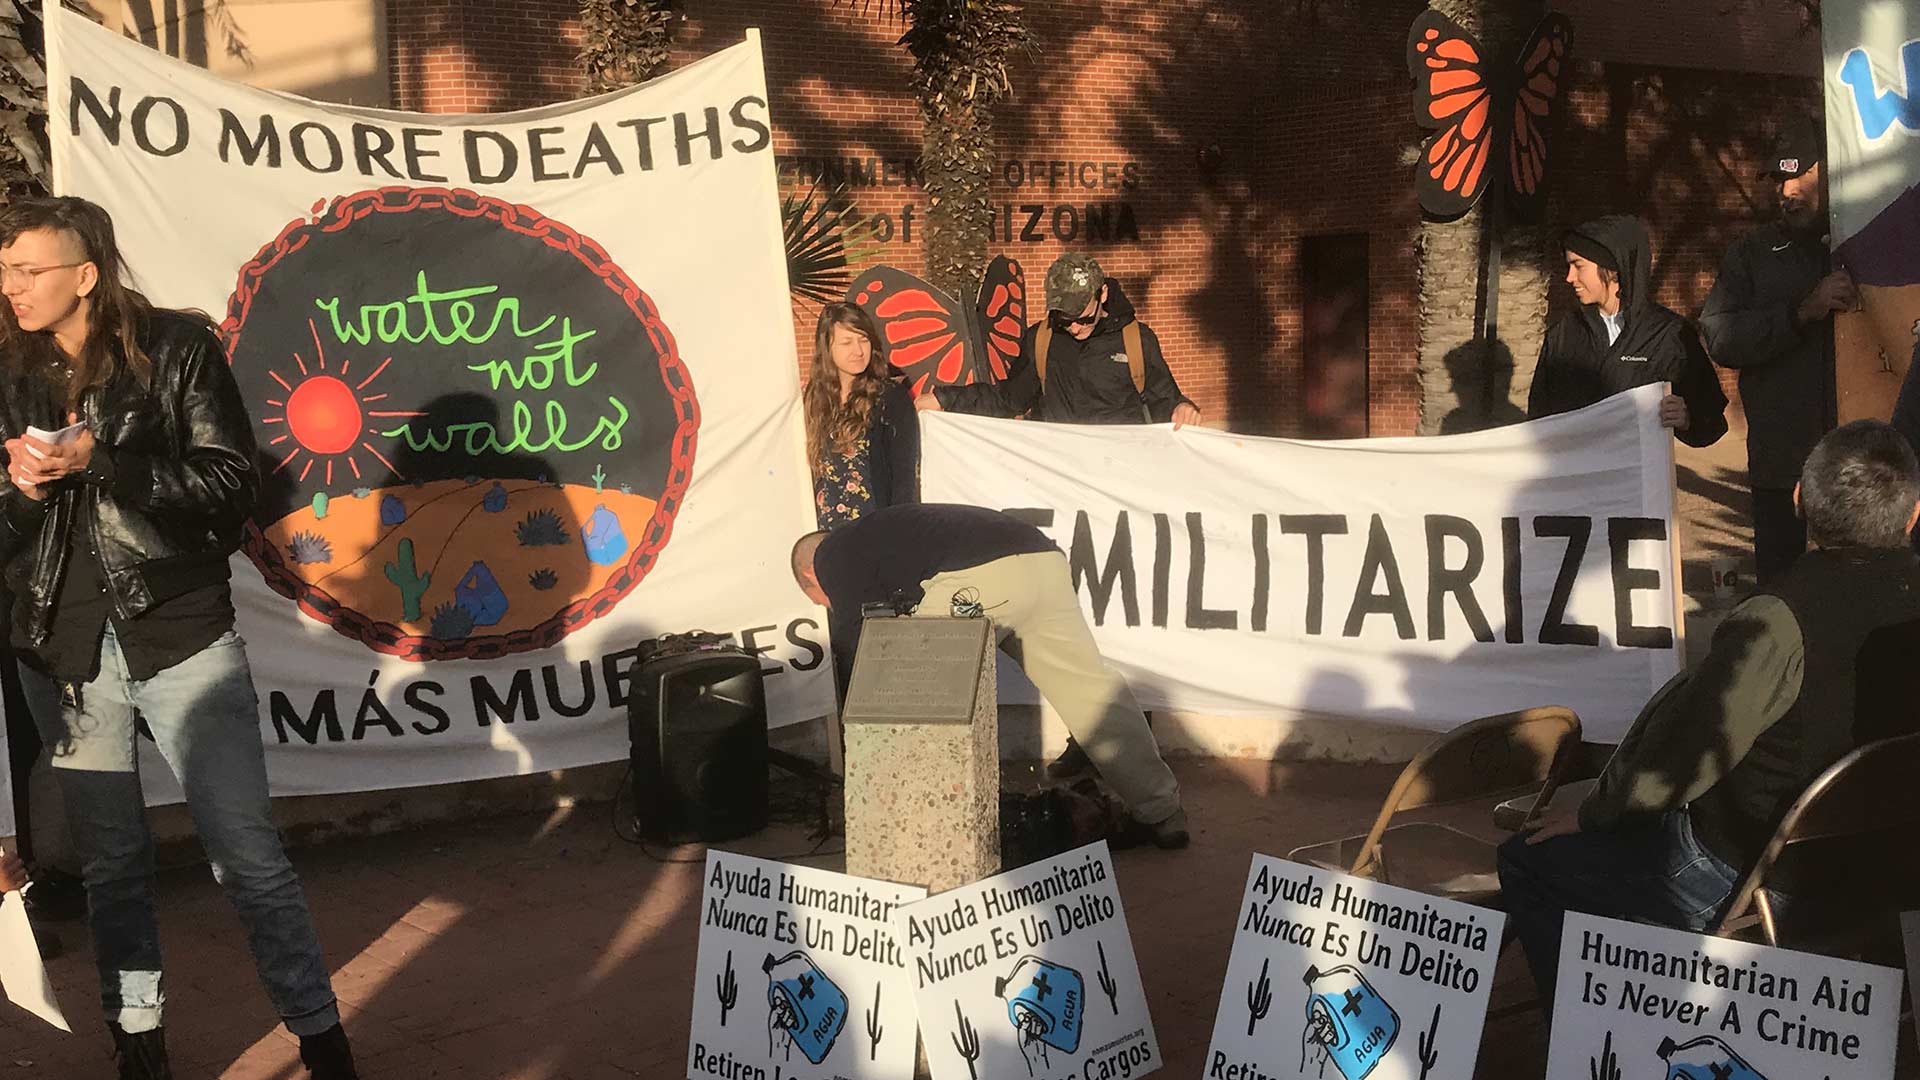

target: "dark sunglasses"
[1049,306,1099,331]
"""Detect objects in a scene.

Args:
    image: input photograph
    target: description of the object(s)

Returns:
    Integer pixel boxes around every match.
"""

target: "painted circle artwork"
[223,187,698,661]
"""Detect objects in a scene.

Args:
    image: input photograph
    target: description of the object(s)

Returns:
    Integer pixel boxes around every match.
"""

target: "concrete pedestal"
[841,616,1000,894]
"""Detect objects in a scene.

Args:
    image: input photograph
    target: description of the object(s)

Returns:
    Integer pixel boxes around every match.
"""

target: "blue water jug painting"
[995,955,1085,1075]
[1300,964,1399,1080]
[763,951,847,1065]
[1656,1035,1769,1080]
[582,503,628,566]
[453,561,509,626]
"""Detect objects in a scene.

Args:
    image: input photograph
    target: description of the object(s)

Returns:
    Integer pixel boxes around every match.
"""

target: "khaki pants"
[914,551,1181,824]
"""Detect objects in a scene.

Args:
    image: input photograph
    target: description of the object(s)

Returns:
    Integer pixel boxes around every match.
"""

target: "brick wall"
[384,0,1819,436]
[388,1,587,113]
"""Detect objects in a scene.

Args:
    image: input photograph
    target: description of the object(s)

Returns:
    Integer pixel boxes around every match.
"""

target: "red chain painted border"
[221,186,700,662]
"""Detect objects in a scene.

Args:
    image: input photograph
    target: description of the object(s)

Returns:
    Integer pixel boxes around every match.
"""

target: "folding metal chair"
[1286,706,1582,906]
[1712,732,1920,948]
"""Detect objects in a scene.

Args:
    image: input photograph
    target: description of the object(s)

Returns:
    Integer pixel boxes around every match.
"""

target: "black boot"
[107,1023,172,1080]
[298,1023,360,1079]
[1045,738,1094,780]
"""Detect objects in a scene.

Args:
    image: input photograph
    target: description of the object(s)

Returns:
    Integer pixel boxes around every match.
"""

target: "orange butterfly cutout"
[1408,11,1572,222]
[845,256,1024,396]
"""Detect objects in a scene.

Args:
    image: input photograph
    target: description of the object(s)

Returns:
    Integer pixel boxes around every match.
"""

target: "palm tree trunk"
[1415,0,1552,435]
[897,1,1033,301]
[919,90,996,301]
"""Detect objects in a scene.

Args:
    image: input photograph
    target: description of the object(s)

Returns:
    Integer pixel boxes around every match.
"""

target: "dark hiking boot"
[299,1022,360,1079]
[1145,808,1190,850]
[1044,738,1094,781]
[108,1023,172,1080]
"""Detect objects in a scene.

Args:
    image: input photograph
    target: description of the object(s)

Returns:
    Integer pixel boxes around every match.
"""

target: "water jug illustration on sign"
[995,955,1086,1074]
[763,951,848,1065]
[1299,964,1400,1080]
[1656,1035,1769,1080]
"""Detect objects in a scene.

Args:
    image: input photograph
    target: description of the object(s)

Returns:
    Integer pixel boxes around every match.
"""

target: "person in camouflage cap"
[918,252,1201,428]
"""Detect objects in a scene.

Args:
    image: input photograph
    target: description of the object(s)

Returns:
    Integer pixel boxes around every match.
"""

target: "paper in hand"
[22,422,85,460]
[0,890,69,1031]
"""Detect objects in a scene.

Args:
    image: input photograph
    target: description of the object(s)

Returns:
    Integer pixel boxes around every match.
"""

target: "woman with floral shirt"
[803,303,918,530]
[802,303,919,696]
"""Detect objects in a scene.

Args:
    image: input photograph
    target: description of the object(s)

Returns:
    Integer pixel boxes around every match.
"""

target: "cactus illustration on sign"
[1247,956,1273,1037]
[383,538,430,622]
[716,950,738,1028]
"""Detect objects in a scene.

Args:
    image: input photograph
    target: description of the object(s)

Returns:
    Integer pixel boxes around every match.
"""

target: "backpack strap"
[1121,322,1146,395]
[1034,324,1053,389]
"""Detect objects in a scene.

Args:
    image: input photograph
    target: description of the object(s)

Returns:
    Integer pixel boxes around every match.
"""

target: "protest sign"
[922,385,1680,742]
[1205,855,1503,1080]
[44,7,832,800]
[690,851,926,1080]
[898,841,1158,1080]
[1823,0,1920,421]
[1548,912,1903,1079]
[0,892,68,1032]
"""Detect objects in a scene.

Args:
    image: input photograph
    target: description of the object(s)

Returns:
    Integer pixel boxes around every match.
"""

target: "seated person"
[1,850,24,892]
[790,503,1189,847]
[1497,420,1920,1001]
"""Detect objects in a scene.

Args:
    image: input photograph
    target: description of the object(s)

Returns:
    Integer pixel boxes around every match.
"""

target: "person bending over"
[790,503,1190,848]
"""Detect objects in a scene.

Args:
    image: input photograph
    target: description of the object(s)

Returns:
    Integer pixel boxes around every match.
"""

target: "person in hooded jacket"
[1527,214,1728,449]
[916,252,1202,428]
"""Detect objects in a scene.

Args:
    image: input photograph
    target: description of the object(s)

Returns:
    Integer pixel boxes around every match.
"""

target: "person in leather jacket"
[0,197,357,1080]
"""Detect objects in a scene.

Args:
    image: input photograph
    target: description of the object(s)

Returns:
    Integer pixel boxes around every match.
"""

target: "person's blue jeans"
[1496,811,1745,1004]
[32,625,339,1036]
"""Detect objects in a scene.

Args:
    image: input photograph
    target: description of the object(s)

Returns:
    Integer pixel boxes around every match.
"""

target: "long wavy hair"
[0,196,155,405]
[803,303,890,472]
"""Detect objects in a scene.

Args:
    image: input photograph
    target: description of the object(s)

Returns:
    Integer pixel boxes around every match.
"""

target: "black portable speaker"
[627,635,769,843]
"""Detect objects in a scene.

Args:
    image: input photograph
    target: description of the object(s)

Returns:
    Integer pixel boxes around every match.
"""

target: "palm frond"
[782,180,885,304]
[0,0,54,197]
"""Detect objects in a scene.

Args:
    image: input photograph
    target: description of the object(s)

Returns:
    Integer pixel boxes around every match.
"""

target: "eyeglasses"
[0,262,84,288]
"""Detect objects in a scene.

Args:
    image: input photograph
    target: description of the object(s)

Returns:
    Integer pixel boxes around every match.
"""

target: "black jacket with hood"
[1699,220,1836,490]
[930,280,1193,423]
[1527,214,1728,448]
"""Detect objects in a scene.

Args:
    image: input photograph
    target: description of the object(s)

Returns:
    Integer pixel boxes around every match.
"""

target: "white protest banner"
[46,9,833,799]
[898,840,1159,1080]
[1548,912,1903,1079]
[922,385,1680,741]
[1205,855,1502,1080]
[690,852,926,1080]
[1824,0,1920,420]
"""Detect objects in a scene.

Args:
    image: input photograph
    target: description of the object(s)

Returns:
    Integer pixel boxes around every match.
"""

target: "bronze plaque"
[842,617,990,724]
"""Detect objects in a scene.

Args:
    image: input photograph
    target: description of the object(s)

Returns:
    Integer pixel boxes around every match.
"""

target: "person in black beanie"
[1527,214,1728,448]
[1701,115,1848,584]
